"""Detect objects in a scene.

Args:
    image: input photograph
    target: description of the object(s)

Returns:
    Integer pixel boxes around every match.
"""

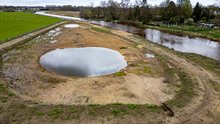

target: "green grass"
[145,104,160,112]
[0,83,15,103]
[114,71,126,76]
[48,108,64,119]
[91,26,111,34]
[127,104,139,110]
[0,84,7,93]
[165,71,194,108]
[156,54,194,108]
[144,24,220,41]
[179,53,220,76]
[111,109,125,116]
[0,12,62,43]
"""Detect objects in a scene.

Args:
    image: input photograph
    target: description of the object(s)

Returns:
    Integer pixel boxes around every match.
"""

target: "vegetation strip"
[0,12,62,43]
[80,0,220,42]
[143,24,220,42]
[0,21,66,51]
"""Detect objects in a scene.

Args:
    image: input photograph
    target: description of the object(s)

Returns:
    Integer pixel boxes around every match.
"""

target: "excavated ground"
[1,21,220,124]
[1,22,173,105]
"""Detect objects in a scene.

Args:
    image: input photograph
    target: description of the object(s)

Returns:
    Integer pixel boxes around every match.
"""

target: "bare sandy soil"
[1,22,173,105]
[1,21,220,124]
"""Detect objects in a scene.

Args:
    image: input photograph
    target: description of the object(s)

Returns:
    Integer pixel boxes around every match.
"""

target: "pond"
[40,47,127,77]
[36,12,220,61]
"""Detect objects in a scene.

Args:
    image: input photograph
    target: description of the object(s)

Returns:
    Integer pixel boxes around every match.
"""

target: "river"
[36,12,220,61]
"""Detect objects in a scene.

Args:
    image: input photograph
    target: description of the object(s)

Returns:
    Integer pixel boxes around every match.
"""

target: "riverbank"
[143,24,220,42]
[115,19,220,42]
[39,11,220,42]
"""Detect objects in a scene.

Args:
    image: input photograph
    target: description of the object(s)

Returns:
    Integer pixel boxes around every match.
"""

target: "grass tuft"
[48,108,64,119]
[114,71,126,77]
[91,26,111,34]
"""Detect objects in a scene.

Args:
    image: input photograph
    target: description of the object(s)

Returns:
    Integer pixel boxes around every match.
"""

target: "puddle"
[64,24,80,28]
[48,28,62,40]
[50,40,57,44]
[145,53,155,59]
[40,47,127,77]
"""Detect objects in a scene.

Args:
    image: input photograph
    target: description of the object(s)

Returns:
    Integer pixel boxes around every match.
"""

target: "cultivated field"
[0,12,62,43]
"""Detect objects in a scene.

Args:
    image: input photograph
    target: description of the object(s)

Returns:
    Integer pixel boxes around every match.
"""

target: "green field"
[0,12,62,43]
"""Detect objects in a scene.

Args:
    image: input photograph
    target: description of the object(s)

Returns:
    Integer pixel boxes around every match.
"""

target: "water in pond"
[64,24,79,28]
[40,47,127,77]
[36,12,220,61]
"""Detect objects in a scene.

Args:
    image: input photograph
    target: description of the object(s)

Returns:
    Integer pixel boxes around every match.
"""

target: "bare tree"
[120,0,130,8]
[100,1,107,7]
[141,0,148,7]
[90,2,94,7]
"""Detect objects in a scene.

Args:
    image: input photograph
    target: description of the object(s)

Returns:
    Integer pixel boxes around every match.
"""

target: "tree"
[201,7,211,21]
[159,0,170,7]
[120,0,130,8]
[141,0,148,7]
[107,0,120,20]
[177,0,184,6]
[128,7,134,20]
[133,5,140,20]
[160,0,170,21]
[167,1,178,22]
[192,2,202,23]
[182,0,192,19]
[80,8,92,19]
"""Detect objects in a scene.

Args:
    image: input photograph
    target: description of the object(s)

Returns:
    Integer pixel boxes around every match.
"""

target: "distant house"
[18,6,44,11]
[0,6,44,12]
[200,23,215,28]
[214,10,220,15]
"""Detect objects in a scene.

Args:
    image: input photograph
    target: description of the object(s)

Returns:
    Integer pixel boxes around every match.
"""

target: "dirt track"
[116,31,220,124]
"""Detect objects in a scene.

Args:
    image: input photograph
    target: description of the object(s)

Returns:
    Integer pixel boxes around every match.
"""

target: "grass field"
[0,12,62,43]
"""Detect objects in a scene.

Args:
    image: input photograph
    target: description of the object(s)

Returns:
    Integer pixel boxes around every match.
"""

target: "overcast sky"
[0,0,219,6]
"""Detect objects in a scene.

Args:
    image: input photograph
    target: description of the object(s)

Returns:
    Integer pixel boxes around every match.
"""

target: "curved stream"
[36,12,220,61]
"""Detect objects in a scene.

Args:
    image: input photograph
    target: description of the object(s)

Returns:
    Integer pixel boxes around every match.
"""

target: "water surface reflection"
[145,29,220,61]
[36,12,220,61]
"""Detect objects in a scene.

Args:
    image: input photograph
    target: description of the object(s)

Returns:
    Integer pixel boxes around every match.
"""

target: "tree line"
[80,0,220,26]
